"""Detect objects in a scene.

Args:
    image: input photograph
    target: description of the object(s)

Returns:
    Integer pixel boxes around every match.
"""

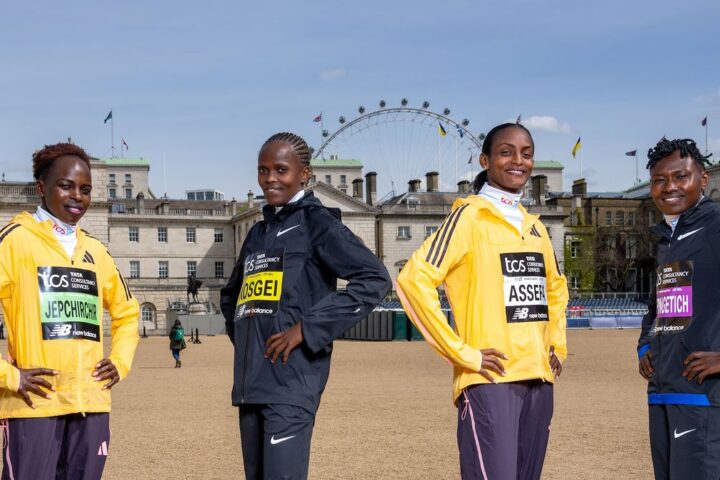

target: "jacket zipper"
[521,230,547,380]
[241,319,250,404]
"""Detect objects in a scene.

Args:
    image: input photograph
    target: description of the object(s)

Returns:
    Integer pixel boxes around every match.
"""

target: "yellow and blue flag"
[438,122,447,137]
[571,137,581,158]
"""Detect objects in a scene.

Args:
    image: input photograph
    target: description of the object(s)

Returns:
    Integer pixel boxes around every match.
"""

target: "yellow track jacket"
[397,196,568,403]
[0,212,139,418]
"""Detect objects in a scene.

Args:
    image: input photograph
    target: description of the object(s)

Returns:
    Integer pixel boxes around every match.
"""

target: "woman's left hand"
[93,358,120,390]
[265,322,304,366]
[683,352,720,384]
[549,346,562,379]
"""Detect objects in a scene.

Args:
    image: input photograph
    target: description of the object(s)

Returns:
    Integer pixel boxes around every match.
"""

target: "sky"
[1,0,718,200]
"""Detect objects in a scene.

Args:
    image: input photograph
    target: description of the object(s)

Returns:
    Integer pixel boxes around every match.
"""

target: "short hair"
[259,132,311,167]
[646,138,710,171]
[32,143,92,180]
[473,123,535,193]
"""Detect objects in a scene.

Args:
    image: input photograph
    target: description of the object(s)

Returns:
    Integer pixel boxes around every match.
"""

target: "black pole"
[142,325,147,338]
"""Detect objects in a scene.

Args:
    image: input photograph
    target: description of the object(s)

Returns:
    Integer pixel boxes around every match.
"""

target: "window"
[325,175,332,185]
[158,227,167,243]
[569,274,580,289]
[615,211,625,226]
[340,175,347,185]
[605,211,612,226]
[570,241,580,258]
[187,261,197,276]
[397,226,411,239]
[425,226,438,238]
[215,261,224,278]
[109,173,116,184]
[158,261,168,278]
[205,192,214,200]
[109,188,116,199]
[187,192,196,200]
[214,228,224,243]
[186,227,196,243]
[129,226,139,242]
[648,210,656,225]
[125,173,132,184]
[125,188,132,199]
[129,261,140,279]
[311,175,316,183]
[627,211,635,226]
[627,234,639,259]
[141,304,155,327]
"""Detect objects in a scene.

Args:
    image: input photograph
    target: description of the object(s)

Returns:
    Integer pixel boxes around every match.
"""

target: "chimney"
[352,178,363,198]
[531,175,547,205]
[572,178,587,197]
[136,192,145,214]
[247,190,254,208]
[425,171,439,192]
[408,179,421,193]
[457,180,471,194]
[230,198,237,216]
[365,171,377,205]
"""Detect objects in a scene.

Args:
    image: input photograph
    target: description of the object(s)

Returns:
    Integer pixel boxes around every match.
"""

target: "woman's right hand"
[639,350,653,380]
[479,348,507,383]
[17,368,57,408]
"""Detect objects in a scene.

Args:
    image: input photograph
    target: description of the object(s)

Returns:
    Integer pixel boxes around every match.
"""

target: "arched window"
[141,303,156,330]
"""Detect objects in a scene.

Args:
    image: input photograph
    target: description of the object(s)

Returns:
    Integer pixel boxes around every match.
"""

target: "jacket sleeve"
[638,278,656,359]
[541,229,569,362]
[102,252,140,381]
[301,211,392,354]
[396,206,483,372]
[220,240,247,344]
[0,233,20,391]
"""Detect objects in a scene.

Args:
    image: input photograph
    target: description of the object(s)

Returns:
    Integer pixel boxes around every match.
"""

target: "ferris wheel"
[312,99,487,198]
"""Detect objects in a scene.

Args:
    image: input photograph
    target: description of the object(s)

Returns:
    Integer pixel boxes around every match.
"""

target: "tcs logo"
[504,258,526,274]
[38,271,69,289]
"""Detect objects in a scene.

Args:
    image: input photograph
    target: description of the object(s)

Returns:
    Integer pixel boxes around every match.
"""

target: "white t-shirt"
[479,183,524,234]
[33,206,78,259]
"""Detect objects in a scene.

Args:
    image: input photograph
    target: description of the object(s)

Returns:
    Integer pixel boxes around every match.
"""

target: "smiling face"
[650,151,707,216]
[480,126,534,194]
[257,141,311,206]
[36,155,92,225]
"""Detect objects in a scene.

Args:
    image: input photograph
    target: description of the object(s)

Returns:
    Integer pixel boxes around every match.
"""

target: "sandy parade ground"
[0,329,652,479]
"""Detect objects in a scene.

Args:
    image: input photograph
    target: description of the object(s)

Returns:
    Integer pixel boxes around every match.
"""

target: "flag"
[571,137,581,158]
[438,122,447,137]
[702,116,707,127]
[104,110,112,124]
[122,138,129,151]
[456,125,464,138]
[625,150,637,157]
[467,154,473,164]
[516,114,521,124]
[313,113,322,122]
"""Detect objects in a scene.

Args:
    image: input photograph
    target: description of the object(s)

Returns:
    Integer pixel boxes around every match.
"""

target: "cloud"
[320,68,347,82]
[521,115,573,134]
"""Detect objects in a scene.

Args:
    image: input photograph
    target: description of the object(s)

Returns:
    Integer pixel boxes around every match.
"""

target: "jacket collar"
[452,195,539,235]
[650,196,712,240]
[261,190,324,224]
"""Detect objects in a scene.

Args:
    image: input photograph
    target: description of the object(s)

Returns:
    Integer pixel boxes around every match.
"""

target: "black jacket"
[639,198,720,406]
[220,192,391,412]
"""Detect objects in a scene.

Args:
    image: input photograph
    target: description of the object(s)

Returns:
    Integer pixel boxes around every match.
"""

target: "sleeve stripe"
[427,205,468,266]
[116,267,132,300]
[434,205,468,268]
[0,224,21,245]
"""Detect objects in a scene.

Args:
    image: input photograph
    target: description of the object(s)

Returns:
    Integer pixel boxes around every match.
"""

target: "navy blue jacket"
[639,198,720,406]
[220,192,391,412]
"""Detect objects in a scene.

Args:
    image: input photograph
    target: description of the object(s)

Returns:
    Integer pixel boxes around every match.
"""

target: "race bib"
[38,266,101,341]
[652,260,693,335]
[235,249,284,320]
[500,252,549,323]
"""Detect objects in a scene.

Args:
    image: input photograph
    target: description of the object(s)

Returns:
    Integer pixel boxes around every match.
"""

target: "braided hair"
[32,143,92,180]
[472,123,534,193]
[646,138,711,171]
[259,132,312,166]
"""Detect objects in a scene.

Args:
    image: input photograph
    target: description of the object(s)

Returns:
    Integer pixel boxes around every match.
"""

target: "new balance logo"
[82,251,95,264]
[97,441,109,456]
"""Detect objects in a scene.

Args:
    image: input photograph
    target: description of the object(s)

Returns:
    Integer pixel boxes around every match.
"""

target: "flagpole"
[438,132,441,182]
[635,149,638,185]
[111,112,116,158]
[706,118,709,155]
[163,152,167,198]
[454,134,458,186]
[580,146,583,180]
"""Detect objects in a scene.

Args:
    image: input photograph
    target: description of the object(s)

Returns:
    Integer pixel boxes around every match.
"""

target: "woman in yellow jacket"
[397,123,568,480]
[0,143,139,479]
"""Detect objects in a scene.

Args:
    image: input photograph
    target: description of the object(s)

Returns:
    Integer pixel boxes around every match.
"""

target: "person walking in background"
[169,319,186,368]
[397,123,568,480]
[0,142,140,479]
[220,132,391,480]
[638,137,720,479]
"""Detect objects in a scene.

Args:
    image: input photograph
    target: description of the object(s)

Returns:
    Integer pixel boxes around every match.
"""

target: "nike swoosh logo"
[673,428,696,439]
[276,225,300,237]
[677,227,703,240]
[270,434,296,445]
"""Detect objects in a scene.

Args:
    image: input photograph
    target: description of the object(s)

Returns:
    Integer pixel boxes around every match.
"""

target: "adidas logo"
[82,251,95,264]
[97,440,108,456]
[529,225,542,238]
